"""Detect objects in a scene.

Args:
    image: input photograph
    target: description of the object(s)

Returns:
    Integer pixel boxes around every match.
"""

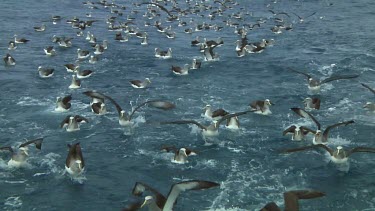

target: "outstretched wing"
[216,110,255,126]
[284,189,325,211]
[320,75,359,85]
[281,144,334,156]
[129,100,175,120]
[60,115,71,128]
[140,3,173,17]
[159,120,207,130]
[132,182,167,209]
[287,68,312,80]
[75,115,89,123]
[62,95,72,104]
[104,95,123,115]
[347,147,375,157]
[19,138,43,150]
[161,145,177,153]
[164,180,220,211]
[283,125,296,136]
[83,90,106,102]
[361,83,375,95]
[323,120,354,140]
[290,108,321,130]
[0,146,14,154]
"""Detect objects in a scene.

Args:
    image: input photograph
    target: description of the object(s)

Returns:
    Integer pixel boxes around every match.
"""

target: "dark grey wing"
[287,68,312,80]
[290,108,321,130]
[361,83,375,95]
[281,144,334,156]
[278,12,290,17]
[312,98,321,109]
[122,201,143,211]
[260,202,281,211]
[147,100,175,110]
[161,145,177,153]
[185,148,197,156]
[268,9,276,15]
[60,115,71,128]
[19,138,43,150]
[0,146,14,154]
[291,12,303,20]
[62,95,72,104]
[250,100,264,111]
[130,80,142,87]
[132,182,166,209]
[163,180,220,211]
[347,147,375,157]
[140,3,173,17]
[128,100,175,120]
[305,11,317,19]
[283,125,296,136]
[83,90,106,102]
[91,103,102,114]
[159,120,207,130]
[216,110,255,126]
[323,120,354,140]
[284,190,325,211]
[300,126,316,135]
[212,109,229,118]
[75,115,89,123]
[104,95,123,115]
[320,75,359,85]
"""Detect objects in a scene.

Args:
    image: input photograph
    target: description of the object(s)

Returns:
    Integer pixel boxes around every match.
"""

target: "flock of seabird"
[1,0,373,210]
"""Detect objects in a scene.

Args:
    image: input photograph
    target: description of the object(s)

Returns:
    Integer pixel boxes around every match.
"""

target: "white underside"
[8,159,26,168]
[331,156,348,164]
[254,109,272,115]
[119,120,132,126]
[66,127,80,132]
[77,74,92,79]
[202,129,219,137]
[65,165,84,176]
[55,106,69,112]
[69,84,81,89]
[131,84,145,89]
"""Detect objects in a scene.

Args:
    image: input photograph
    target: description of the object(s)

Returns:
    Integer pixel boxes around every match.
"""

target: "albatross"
[0,138,43,167]
[281,144,375,164]
[288,68,359,91]
[124,180,219,211]
[291,108,354,144]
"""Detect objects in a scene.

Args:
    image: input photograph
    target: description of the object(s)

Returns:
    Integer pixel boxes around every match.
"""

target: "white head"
[179,148,188,156]
[315,130,322,136]
[141,196,154,208]
[19,147,29,156]
[337,146,343,151]
[265,99,272,106]
[145,78,151,83]
[303,97,312,103]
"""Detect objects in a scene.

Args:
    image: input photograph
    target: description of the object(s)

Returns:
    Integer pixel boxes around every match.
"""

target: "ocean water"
[1,0,375,210]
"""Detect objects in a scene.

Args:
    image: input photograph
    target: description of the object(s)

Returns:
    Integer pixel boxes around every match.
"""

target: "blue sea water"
[1,0,375,210]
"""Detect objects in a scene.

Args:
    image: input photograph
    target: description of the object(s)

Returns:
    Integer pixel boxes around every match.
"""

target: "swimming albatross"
[65,142,85,176]
[0,138,43,167]
[60,115,89,132]
[291,108,354,144]
[360,83,375,111]
[161,146,197,164]
[105,96,175,126]
[124,180,219,211]
[281,144,375,164]
[158,110,255,136]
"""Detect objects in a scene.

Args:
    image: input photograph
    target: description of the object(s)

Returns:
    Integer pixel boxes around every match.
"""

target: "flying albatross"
[261,189,325,211]
[281,144,375,164]
[360,83,375,111]
[123,180,219,211]
[291,108,354,144]
[0,138,43,167]
[288,68,359,91]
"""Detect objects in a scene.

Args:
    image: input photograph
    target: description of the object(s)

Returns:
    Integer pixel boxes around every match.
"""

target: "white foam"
[4,196,22,208]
